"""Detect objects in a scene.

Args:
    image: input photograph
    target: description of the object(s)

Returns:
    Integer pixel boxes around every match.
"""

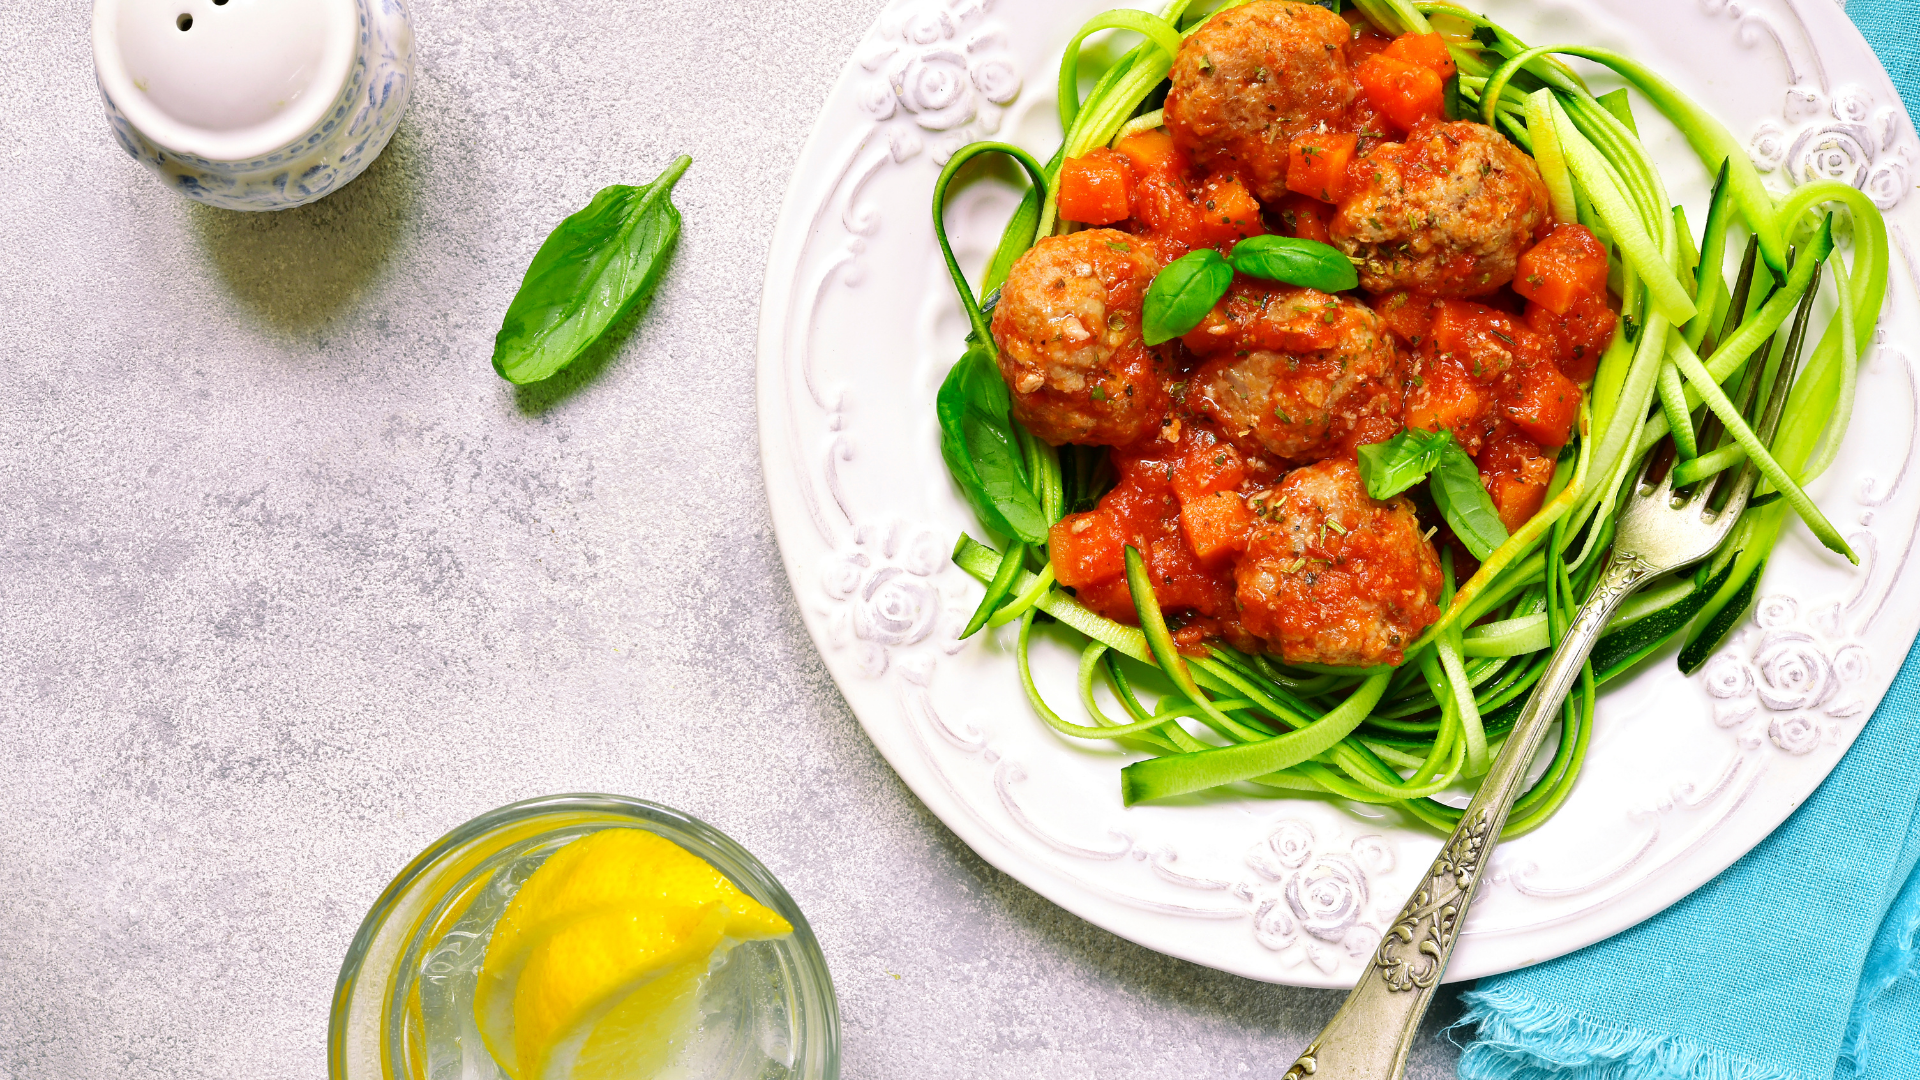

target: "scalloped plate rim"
[755,0,1920,987]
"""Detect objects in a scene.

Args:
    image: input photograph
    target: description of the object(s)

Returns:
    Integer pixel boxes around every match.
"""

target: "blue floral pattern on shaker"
[96,0,414,211]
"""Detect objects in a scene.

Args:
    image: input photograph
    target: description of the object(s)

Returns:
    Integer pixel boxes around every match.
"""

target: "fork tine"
[1711,260,1821,528]
[1638,448,1675,499]
[1692,253,1823,520]
[1686,467,1721,508]
[1717,458,1760,523]
[1709,236,1763,359]
[1753,262,1824,446]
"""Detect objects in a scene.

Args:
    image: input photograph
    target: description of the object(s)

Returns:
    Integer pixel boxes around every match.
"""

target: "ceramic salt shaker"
[91,0,413,210]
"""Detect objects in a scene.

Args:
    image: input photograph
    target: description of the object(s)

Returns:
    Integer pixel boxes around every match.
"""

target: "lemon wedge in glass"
[473,828,793,1080]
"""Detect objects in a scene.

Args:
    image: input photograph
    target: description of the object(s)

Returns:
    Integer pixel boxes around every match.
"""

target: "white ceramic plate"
[756,0,1920,986]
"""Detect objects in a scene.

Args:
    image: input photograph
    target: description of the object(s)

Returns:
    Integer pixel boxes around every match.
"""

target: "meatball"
[1186,284,1404,463]
[1163,0,1359,204]
[1332,120,1551,297]
[990,229,1168,446]
[1235,458,1442,667]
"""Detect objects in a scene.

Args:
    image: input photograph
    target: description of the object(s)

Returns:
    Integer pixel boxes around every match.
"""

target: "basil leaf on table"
[1227,235,1359,293]
[492,155,692,385]
[937,343,1048,544]
[1430,443,1510,560]
[1356,427,1453,499]
[1143,248,1234,345]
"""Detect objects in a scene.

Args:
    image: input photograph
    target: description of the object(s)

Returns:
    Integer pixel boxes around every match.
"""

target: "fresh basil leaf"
[1430,444,1510,560]
[937,345,1047,544]
[492,155,691,385]
[1143,248,1234,345]
[1357,428,1454,500]
[937,342,1011,429]
[961,408,1049,543]
[1227,235,1359,293]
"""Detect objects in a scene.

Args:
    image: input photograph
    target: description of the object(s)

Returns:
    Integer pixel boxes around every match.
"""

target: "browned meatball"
[990,230,1168,447]
[1332,120,1551,297]
[1163,0,1359,204]
[1235,458,1442,666]
[1186,284,1404,464]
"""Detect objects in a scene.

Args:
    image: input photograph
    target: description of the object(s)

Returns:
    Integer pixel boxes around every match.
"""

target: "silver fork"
[1284,440,1766,1080]
[1288,241,1824,1080]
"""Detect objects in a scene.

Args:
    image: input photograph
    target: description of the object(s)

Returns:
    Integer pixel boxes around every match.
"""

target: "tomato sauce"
[1032,24,1620,656]
[1113,130,1266,258]
[1052,419,1291,651]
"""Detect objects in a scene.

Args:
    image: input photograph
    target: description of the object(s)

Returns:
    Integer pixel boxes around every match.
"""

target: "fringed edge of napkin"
[1452,984,1801,1080]
[1839,861,1920,1077]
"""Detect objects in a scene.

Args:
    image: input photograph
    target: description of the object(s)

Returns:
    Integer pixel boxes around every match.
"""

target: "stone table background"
[0,0,1465,1076]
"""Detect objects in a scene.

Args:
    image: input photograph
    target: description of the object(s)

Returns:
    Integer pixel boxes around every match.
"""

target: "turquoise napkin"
[1452,6,1920,1079]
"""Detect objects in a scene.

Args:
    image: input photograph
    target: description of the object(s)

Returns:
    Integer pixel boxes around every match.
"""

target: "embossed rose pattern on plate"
[757,0,1920,986]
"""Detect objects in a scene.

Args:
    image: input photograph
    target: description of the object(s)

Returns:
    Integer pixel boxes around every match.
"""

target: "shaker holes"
[176,12,191,29]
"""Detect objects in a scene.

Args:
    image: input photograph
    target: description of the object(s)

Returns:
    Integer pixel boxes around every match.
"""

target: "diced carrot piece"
[1525,293,1617,382]
[1174,440,1246,503]
[1502,363,1584,448]
[1478,430,1558,532]
[1114,129,1184,179]
[1486,476,1549,533]
[1196,173,1266,244]
[1286,131,1358,203]
[1056,148,1133,226]
[1428,300,1501,364]
[1484,468,1551,532]
[1115,130,1219,256]
[1179,491,1253,566]
[1514,224,1611,315]
[1274,192,1333,243]
[1049,511,1127,587]
[1356,54,1446,133]
[1374,291,1441,345]
[1407,353,1486,440]
[1431,299,1555,380]
[1383,32,1456,78]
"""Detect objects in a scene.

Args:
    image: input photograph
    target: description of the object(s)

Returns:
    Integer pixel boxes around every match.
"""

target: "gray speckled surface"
[0,1,1464,1076]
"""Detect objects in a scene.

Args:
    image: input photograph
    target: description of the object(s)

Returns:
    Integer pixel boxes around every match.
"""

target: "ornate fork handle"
[1284,550,1654,1080]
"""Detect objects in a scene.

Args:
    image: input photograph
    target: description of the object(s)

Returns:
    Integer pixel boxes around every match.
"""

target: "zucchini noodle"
[931,0,1889,836]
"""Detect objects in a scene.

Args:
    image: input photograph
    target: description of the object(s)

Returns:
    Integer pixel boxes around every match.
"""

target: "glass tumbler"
[329,793,839,1080]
